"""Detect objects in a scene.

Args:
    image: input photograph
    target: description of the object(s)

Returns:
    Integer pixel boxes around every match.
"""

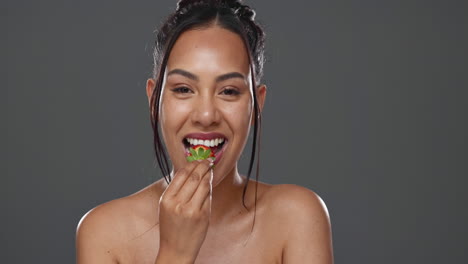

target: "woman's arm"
[276,185,334,264]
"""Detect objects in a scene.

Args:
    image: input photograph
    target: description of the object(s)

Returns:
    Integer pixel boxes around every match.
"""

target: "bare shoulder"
[76,182,162,263]
[244,181,330,218]
[76,196,129,263]
[260,184,330,219]
[263,184,334,263]
[267,184,330,218]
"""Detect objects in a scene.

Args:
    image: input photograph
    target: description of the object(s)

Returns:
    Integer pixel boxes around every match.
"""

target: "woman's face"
[150,26,265,186]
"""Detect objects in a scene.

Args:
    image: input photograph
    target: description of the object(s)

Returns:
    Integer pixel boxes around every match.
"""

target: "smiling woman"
[75,0,334,263]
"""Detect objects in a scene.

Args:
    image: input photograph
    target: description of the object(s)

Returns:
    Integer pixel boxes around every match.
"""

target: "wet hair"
[149,0,266,210]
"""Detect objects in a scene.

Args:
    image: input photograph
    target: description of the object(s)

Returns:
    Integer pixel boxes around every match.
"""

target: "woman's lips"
[212,140,227,165]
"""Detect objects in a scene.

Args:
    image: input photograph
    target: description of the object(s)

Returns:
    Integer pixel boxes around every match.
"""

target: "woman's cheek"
[230,100,253,126]
[161,98,191,126]
[160,99,191,155]
[223,95,252,116]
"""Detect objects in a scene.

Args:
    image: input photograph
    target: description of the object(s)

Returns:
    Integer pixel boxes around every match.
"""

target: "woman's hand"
[156,160,213,264]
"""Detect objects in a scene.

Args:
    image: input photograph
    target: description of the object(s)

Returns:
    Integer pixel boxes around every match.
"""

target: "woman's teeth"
[186,138,225,147]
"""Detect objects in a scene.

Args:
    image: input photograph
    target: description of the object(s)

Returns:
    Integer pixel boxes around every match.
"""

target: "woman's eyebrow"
[167,69,246,82]
[167,69,198,81]
[215,72,245,82]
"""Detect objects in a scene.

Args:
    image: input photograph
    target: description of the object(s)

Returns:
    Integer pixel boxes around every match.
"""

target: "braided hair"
[149,0,266,210]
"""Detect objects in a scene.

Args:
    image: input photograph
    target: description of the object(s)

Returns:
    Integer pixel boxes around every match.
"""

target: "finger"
[191,168,213,210]
[176,160,211,203]
[164,161,198,197]
[200,180,212,213]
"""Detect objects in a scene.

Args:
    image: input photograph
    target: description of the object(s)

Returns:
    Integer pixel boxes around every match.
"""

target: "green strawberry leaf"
[189,148,198,157]
[203,149,212,159]
[197,147,204,157]
[187,156,196,162]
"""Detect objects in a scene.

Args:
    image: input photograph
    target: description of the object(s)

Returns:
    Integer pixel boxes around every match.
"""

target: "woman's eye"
[171,86,192,94]
[220,88,240,96]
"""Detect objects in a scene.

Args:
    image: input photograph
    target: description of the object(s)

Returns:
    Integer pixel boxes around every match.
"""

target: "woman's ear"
[146,78,156,106]
[257,84,267,113]
[251,84,267,125]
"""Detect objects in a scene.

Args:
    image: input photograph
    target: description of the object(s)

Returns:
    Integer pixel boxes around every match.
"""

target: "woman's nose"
[191,95,221,128]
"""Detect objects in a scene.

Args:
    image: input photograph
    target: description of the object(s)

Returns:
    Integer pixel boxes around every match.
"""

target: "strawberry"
[186,145,215,162]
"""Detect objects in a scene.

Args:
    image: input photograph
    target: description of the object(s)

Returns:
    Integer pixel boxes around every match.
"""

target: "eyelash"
[220,88,240,96]
[171,86,241,96]
[171,86,192,94]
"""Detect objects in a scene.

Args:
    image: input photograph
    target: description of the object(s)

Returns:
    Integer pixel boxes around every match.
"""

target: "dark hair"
[149,0,266,211]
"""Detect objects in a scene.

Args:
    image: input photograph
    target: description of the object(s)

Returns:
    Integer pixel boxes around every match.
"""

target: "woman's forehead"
[166,26,251,78]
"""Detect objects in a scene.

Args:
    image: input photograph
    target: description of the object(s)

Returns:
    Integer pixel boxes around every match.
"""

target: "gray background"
[5,0,468,263]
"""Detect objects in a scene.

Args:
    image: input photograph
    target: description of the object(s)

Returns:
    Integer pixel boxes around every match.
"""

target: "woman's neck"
[209,165,247,226]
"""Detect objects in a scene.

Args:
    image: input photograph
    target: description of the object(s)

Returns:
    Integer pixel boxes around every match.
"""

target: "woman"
[76,0,334,263]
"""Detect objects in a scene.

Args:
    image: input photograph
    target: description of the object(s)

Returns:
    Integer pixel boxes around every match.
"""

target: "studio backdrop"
[5,0,468,263]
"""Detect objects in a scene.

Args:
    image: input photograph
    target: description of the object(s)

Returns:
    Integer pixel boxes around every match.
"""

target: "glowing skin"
[153,26,264,189]
[76,25,333,264]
